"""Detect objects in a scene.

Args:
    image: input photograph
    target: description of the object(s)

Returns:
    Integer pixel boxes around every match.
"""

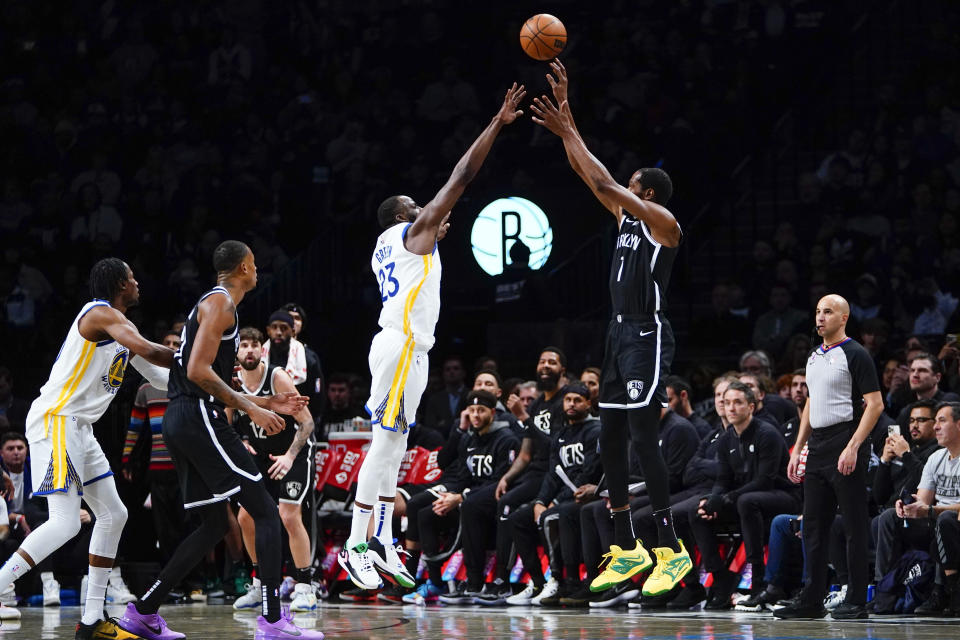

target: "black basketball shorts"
[163,397,263,509]
[254,450,312,505]
[599,314,675,409]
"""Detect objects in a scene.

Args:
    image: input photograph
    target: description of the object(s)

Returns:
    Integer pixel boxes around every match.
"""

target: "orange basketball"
[519,14,567,61]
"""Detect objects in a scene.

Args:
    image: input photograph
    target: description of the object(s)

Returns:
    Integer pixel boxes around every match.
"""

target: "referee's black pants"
[800,422,870,606]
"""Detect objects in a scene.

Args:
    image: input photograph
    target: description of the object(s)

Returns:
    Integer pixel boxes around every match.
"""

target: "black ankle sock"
[262,582,281,622]
[612,508,635,549]
[294,566,313,584]
[652,508,681,552]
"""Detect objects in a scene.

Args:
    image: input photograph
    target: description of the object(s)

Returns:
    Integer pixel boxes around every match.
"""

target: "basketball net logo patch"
[286,481,302,498]
[627,380,644,400]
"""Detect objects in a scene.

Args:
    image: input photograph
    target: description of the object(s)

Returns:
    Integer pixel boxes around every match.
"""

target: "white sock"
[0,552,32,596]
[81,566,111,625]
[373,501,395,546]
[346,504,373,549]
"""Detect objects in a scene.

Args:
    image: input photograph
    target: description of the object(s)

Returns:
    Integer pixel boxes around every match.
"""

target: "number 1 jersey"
[371,223,442,349]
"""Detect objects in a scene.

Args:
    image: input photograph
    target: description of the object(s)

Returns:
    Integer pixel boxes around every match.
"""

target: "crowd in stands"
[0,0,958,619]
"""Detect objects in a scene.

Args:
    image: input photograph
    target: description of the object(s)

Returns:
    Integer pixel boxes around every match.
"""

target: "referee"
[775,294,884,620]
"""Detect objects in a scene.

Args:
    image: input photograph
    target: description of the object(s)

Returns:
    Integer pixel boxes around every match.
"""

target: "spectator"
[579,367,601,416]
[752,285,808,355]
[738,372,798,428]
[317,373,367,440]
[262,310,308,386]
[886,402,960,615]
[402,391,519,604]
[121,330,184,569]
[690,282,750,355]
[665,375,712,438]
[423,356,467,437]
[740,350,774,379]
[207,26,252,86]
[69,183,123,245]
[515,381,538,414]
[692,381,798,609]
[280,302,325,418]
[894,353,960,434]
[0,368,29,433]
[504,383,601,606]
[873,400,941,510]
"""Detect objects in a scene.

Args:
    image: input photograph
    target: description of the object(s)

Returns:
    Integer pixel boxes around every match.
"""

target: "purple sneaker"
[116,603,185,640]
[256,609,325,639]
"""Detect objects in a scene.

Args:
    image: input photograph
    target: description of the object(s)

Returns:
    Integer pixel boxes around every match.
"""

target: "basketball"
[519,14,567,61]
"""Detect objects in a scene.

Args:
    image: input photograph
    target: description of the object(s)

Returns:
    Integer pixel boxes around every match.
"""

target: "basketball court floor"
[1,603,953,639]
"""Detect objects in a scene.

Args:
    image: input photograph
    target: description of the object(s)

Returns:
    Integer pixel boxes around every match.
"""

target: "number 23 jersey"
[372,223,442,349]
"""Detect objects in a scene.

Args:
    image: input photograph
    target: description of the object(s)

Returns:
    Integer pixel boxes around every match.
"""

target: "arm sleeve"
[130,355,169,391]
[917,451,942,492]
[536,434,564,503]
[727,429,782,500]
[710,433,732,496]
[663,423,699,492]
[490,435,521,484]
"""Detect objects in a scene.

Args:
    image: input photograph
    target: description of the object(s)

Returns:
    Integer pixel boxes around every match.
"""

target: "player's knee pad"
[84,481,129,558]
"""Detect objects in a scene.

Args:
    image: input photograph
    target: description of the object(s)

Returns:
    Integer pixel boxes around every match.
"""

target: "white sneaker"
[233,578,261,610]
[290,582,318,612]
[0,582,17,607]
[338,542,382,591]
[0,603,20,620]
[824,584,847,610]
[505,582,539,605]
[40,572,60,606]
[369,540,415,588]
[107,572,137,604]
[530,578,558,606]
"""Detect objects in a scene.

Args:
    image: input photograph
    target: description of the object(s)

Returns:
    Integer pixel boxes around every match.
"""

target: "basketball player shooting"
[530,60,692,597]
[339,81,525,590]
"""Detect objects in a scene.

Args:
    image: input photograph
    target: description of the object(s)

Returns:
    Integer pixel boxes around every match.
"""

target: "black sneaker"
[831,602,868,619]
[559,585,595,607]
[949,578,960,616]
[736,583,786,612]
[589,580,640,608]
[475,579,512,606]
[772,600,828,619]
[340,587,377,602]
[438,581,481,605]
[377,584,408,604]
[704,571,738,610]
[75,621,97,640]
[667,581,707,610]
[633,587,678,611]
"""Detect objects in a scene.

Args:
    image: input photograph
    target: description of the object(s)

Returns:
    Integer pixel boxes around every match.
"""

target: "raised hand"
[546,59,568,104]
[530,95,572,136]
[436,212,451,241]
[496,82,526,125]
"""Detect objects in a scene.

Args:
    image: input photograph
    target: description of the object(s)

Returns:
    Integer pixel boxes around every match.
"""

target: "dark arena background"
[0,0,958,638]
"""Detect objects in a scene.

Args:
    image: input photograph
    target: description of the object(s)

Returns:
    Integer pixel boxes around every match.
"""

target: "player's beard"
[239,357,260,372]
[536,371,560,392]
[270,336,291,363]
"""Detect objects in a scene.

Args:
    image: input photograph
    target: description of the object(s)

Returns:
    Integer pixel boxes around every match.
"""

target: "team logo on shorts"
[101,350,129,394]
[627,380,644,400]
[286,481,302,498]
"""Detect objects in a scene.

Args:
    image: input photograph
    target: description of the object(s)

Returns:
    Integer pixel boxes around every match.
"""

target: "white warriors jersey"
[27,300,130,429]
[372,222,442,348]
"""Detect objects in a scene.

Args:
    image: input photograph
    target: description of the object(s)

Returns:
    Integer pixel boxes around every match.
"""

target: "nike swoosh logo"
[639,330,655,337]
[98,630,119,639]
[145,624,163,635]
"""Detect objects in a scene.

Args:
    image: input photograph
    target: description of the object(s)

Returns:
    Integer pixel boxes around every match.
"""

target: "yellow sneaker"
[88,618,144,639]
[641,540,693,596]
[589,540,653,592]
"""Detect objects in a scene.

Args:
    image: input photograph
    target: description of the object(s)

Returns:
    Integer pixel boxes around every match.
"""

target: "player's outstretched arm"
[188,296,287,434]
[82,306,175,368]
[405,82,526,254]
[531,96,680,247]
[272,368,315,458]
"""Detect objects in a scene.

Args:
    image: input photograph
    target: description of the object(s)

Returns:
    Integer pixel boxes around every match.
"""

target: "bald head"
[815,293,850,342]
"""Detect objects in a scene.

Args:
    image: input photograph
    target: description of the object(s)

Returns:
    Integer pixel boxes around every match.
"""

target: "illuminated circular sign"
[470,197,553,276]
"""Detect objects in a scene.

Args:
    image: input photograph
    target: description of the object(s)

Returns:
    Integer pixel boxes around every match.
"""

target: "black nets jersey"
[168,286,240,408]
[237,364,299,458]
[609,214,679,316]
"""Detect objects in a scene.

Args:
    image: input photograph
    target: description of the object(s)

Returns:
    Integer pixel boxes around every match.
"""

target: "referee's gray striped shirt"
[805,337,880,429]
